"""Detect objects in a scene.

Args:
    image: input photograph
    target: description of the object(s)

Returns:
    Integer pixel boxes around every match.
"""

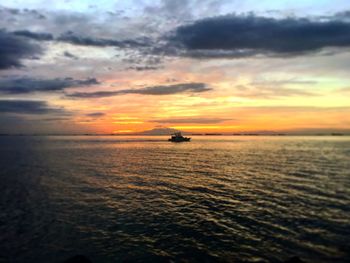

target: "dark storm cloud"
[0,100,63,114]
[12,30,54,40]
[127,66,161,71]
[0,6,46,19]
[151,117,231,124]
[9,29,152,48]
[57,31,151,48]
[39,117,71,122]
[67,90,122,98]
[334,11,350,19]
[0,30,43,69]
[167,14,350,58]
[86,112,105,117]
[0,77,99,94]
[178,49,260,59]
[67,83,211,98]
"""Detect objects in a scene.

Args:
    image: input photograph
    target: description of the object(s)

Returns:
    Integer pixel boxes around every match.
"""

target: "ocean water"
[0,135,349,263]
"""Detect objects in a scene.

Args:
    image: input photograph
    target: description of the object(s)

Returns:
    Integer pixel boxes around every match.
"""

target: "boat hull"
[168,138,191,142]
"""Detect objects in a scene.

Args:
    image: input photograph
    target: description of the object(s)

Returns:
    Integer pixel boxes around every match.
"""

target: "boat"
[168,132,191,142]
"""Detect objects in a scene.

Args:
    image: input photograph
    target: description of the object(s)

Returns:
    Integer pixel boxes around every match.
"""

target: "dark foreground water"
[0,136,349,263]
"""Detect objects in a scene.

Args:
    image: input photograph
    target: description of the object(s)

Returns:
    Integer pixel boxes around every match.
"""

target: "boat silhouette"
[168,132,191,142]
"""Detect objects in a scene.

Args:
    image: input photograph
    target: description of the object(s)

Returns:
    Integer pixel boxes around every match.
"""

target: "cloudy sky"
[1,0,350,134]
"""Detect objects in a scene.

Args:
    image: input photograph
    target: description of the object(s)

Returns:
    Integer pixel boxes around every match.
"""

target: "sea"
[0,135,349,263]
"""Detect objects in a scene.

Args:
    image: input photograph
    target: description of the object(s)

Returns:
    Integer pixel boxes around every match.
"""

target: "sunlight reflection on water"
[0,136,349,263]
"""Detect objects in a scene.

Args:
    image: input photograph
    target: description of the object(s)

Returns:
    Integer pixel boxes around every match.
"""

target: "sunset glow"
[2,2,350,263]
[1,0,350,134]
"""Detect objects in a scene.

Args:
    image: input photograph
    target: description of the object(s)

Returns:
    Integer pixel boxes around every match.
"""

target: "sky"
[1,0,350,134]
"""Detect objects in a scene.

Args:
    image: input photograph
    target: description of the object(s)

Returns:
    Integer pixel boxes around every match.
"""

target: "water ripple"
[0,136,349,262]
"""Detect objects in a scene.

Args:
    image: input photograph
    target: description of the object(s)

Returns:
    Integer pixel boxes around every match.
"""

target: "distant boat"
[168,132,191,142]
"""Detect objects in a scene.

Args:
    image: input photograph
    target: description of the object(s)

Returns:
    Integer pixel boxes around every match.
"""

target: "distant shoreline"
[1,134,349,137]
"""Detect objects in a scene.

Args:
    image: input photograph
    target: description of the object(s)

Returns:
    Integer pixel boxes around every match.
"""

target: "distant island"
[0,128,349,136]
